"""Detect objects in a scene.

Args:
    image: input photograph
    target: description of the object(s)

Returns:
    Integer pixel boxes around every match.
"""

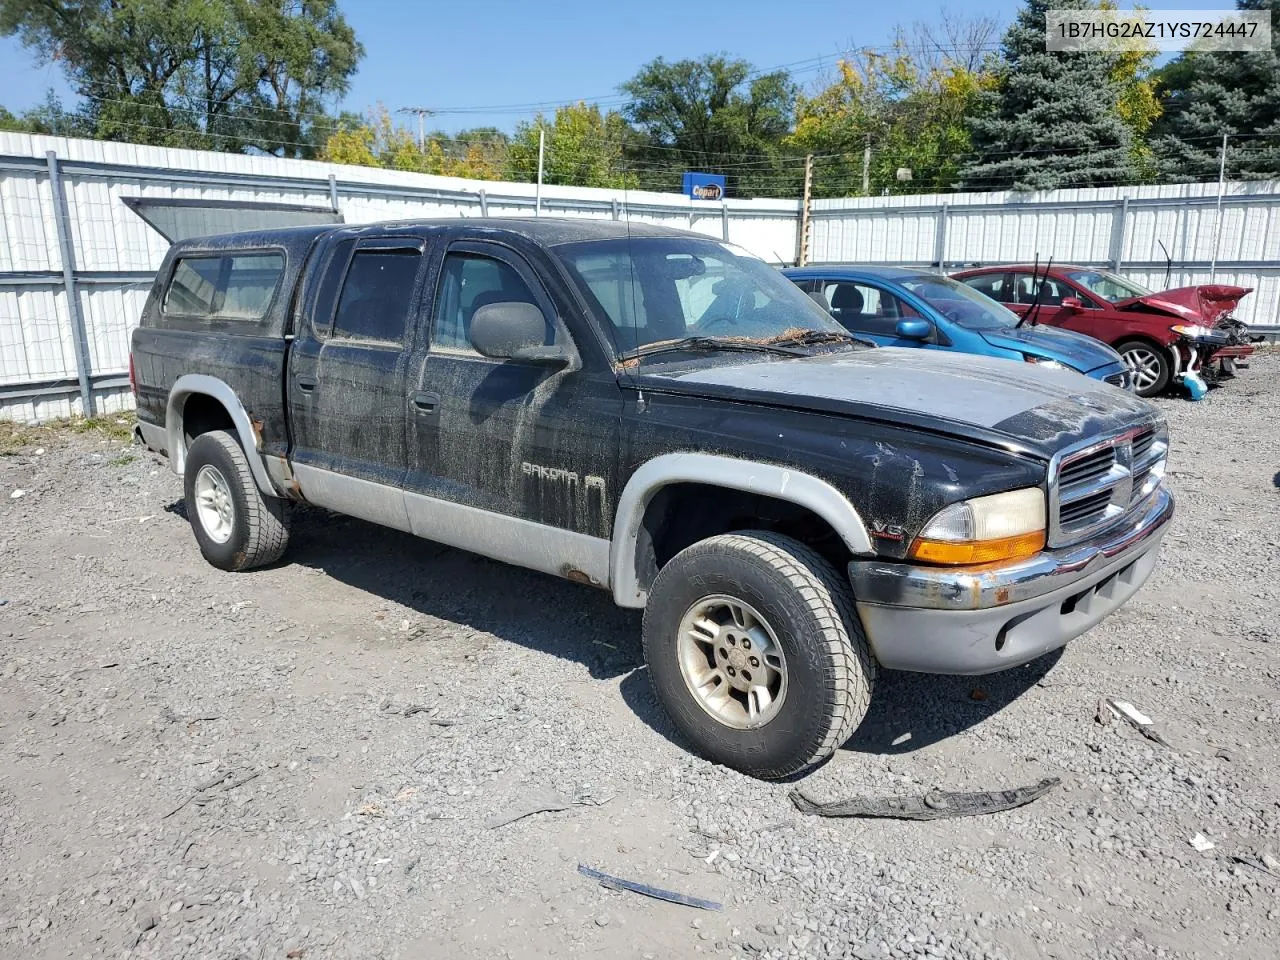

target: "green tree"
[319,106,511,181]
[960,0,1139,191]
[789,21,997,198]
[0,92,92,136]
[621,54,799,196]
[508,102,636,188]
[1152,0,1280,180]
[0,0,363,156]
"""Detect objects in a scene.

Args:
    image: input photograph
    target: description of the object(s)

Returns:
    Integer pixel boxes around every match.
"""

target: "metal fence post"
[45,150,94,418]
[479,189,489,217]
[611,198,620,221]
[721,202,730,241]
[1110,196,1129,271]
[328,173,339,214]
[933,204,949,270]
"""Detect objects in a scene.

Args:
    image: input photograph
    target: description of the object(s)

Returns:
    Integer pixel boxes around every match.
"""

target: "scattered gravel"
[2,356,1277,959]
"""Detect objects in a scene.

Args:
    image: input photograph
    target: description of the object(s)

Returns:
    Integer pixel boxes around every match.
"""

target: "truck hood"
[1116,284,1251,324]
[638,348,1156,460]
[977,324,1122,373]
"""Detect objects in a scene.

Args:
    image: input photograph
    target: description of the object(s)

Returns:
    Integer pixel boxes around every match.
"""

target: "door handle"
[295,375,317,393]
[410,391,441,415]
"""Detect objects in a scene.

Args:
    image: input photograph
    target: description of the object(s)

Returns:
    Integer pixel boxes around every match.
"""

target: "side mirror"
[1061,297,1084,311]
[470,302,568,363]
[895,318,932,341]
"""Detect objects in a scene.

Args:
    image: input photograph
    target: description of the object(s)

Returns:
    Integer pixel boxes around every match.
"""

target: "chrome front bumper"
[848,487,1174,674]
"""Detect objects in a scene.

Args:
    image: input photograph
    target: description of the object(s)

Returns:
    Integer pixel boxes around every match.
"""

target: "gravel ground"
[1,356,1278,960]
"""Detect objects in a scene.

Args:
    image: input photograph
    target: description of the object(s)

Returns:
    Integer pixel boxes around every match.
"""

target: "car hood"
[1116,284,1252,324]
[636,348,1156,460]
[978,325,1121,373]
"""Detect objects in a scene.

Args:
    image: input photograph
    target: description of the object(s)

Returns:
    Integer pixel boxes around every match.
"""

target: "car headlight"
[909,488,1047,565]
[1023,356,1067,371]
[1171,324,1212,339]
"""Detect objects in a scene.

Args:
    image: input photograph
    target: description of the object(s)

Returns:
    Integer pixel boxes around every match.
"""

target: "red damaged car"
[952,264,1254,398]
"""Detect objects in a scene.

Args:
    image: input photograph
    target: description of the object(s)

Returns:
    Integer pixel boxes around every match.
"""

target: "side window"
[332,246,422,344]
[163,253,283,322]
[1013,273,1068,307]
[962,273,1012,303]
[307,239,356,339]
[823,282,914,336]
[432,252,547,353]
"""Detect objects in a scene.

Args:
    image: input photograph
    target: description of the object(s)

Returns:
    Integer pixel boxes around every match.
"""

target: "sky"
[0,0,1232,135]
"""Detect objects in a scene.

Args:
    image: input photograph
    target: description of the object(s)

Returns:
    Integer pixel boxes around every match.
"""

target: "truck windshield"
[1065,270,1152,303]
[899,274,1020,331]
[554,237,851,357]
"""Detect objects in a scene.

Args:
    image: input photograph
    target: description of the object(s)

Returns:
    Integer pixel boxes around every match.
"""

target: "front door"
[286,235,428,529]
[401,240,621,581]
[818,280,940,348]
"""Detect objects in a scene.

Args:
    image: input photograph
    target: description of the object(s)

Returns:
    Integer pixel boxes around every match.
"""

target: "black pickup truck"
[130,218,1174,779]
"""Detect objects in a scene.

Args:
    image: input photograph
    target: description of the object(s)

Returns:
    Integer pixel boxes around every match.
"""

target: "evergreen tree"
[960,0,1138,191]
[1153,0,1280,181]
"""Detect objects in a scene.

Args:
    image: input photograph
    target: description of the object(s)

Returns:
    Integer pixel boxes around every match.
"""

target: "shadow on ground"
[841,649,1064,755]
[281,505,643,681]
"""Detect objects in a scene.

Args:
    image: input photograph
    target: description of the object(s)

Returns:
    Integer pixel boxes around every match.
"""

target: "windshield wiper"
[618,336,805,362]
[767,329,872,349]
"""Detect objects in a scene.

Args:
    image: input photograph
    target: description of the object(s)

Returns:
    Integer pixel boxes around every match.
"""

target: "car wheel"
[642,530,875,780]
[1116,340,1171,397]
[183,430,290,571]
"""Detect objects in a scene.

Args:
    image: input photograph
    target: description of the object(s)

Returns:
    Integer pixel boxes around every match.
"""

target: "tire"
[1116,339,1171,398]
[642,530,875,780]
[183,430,290,571]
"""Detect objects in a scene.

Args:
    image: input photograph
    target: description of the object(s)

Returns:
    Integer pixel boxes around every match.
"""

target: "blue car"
[783,266,1133,390]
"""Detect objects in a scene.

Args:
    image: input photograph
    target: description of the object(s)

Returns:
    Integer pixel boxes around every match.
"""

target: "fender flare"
[609,452,874,608]
[165,374,277,496]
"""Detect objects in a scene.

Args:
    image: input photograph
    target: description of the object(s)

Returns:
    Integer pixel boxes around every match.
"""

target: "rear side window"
[163,253,284,321]
[961,273,1012,303]
[332,247,422,344]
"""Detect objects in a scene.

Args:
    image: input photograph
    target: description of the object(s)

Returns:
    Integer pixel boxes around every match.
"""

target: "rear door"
[287,234,428,529]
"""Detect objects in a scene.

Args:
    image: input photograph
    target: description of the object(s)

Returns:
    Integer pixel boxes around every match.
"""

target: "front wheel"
[642,531,875,780]
[1116,339,1171,398]
[183,430,290,571]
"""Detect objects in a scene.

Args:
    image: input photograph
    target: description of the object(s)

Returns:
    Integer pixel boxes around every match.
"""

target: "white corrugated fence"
[0,131,1274,422]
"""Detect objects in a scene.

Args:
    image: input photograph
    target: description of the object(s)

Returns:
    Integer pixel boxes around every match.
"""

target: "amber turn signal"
[909,530,1047,566]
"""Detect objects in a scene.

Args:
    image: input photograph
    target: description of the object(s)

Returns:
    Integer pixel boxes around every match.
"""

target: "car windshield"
[899,274,1020,331]
[1065,270,1152,303]
[554,237,852,357]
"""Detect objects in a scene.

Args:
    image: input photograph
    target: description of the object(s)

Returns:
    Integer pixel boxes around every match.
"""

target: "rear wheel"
[1116,340,1171,397]
[183,430,290,571]
[642,531,875,780]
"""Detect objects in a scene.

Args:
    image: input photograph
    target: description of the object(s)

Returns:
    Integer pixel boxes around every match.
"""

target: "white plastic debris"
[1190,833,1215,853]
[1109,700,1153,726]
[34,448,44,456]
[9,489,24,499]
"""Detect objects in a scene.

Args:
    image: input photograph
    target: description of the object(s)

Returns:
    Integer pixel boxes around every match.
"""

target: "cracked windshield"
[555,237,851,356]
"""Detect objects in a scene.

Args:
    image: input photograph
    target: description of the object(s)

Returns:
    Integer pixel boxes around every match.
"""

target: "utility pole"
[535,127,546,217]
[1210,132,1228,281]
[797,153,814,267]
[861,134,871,196]
[397,106,434,149]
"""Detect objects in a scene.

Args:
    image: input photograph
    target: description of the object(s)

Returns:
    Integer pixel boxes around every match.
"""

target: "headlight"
[1171,324,1212,339]
[1023,356,1067,371]
[909,488,1047,565]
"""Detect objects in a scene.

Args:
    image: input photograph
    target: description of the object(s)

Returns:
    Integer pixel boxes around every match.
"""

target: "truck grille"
[1048,423,1167,547]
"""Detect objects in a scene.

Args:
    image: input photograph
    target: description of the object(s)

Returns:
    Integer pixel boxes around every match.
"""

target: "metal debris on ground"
[1228,850,1280,876]
[790,777,1061,821]
[486,787,614,828]
[577,864,723,911]
[1102,698,1171,747]
[1189,833,1216,852]
[486,787,572,829]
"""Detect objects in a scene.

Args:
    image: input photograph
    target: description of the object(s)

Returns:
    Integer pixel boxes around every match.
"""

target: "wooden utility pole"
[797,153,814,267]
[861,135,871,196]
